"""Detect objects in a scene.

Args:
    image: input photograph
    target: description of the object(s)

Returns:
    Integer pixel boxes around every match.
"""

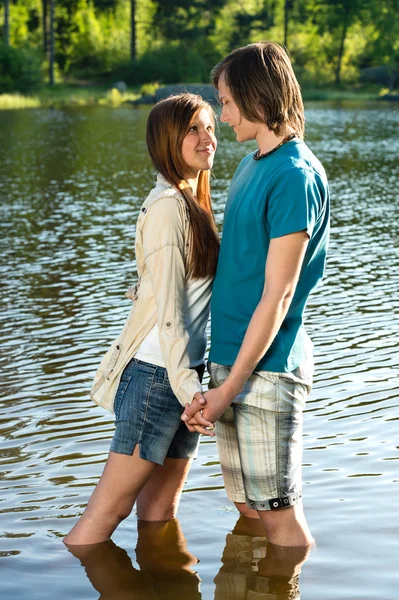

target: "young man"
[182,41,330,548]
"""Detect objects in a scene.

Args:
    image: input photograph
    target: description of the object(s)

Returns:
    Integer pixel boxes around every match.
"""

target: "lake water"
[0,102,398,600]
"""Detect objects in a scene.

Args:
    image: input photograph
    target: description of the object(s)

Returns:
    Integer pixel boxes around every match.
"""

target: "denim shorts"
[208,359,313,511]
[110,358,202,465]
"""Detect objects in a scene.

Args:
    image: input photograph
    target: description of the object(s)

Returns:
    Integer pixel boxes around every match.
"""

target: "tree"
[283,0,294,49]
[367,0,399,90]
[42,0,48,55]
[130,0,135,60]
[309,0,366,86]
[49,0,55,84]
[152,0,226,43]
[4,0,10,46]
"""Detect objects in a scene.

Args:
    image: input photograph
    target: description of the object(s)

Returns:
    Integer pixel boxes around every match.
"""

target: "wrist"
[220,381,239,404]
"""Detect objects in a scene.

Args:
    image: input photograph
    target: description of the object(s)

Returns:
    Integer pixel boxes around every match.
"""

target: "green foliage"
[0,43,43,93]
[140,81,159,96]
[0,0,398,92]
[121,41,221,85]
[0,93,40,108]
[55,0,130,75]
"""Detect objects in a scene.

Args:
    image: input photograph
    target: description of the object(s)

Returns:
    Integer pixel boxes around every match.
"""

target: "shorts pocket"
[236,371,277,410]
[151,369,170,389]
[276,377,307,414]
[114,374,132,420]
[208,362,229,389]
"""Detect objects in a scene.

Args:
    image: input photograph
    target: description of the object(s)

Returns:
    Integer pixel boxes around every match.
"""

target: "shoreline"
[0,83,397,110]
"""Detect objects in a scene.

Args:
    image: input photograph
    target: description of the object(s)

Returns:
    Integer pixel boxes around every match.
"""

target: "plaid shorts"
[208,359,313,511]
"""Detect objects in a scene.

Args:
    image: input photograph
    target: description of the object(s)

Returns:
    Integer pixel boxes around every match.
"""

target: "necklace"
[253,133,296,161]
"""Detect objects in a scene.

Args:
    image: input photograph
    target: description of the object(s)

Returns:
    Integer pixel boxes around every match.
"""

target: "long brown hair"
[211,41,305,139]
[146,93,219,279]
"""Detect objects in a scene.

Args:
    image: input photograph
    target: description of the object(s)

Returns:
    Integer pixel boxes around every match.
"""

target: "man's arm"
[182,230,309,434]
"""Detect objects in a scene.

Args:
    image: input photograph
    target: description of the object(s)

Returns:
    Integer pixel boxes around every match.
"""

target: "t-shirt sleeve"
[267,167,323,239]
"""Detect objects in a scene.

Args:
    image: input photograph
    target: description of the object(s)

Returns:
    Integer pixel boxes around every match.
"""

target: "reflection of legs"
[248,541,309,599]
[257,540,310,579]
[137,457,192,521]
[66,539,156,600]
[136,519,202,600]
[64,445,157,545]
[214,516,267,600]
[215,516,309,600]
[136,519,198,572]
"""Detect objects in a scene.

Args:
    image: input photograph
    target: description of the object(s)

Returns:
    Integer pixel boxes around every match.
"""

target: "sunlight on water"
[0,103,398,600]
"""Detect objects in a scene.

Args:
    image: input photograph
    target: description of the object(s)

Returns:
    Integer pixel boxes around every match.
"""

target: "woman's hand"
[181,393,215,436]
[181,386,233,436]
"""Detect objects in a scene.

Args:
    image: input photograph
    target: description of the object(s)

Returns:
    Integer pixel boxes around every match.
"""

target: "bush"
[0,44,43,94]
[116,42,220,86]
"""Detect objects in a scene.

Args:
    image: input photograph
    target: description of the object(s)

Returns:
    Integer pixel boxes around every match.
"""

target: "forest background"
[0,0,398,105]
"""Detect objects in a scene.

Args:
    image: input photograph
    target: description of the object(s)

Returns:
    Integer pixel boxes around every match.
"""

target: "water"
[0,102,398,600]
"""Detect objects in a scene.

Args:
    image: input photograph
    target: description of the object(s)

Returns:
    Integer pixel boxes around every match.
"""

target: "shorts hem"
[247,491,302,512]
[225,490,247,504]
[110,440,165,466]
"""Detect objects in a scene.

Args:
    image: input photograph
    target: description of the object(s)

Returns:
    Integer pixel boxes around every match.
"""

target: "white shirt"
[135,275,212,368]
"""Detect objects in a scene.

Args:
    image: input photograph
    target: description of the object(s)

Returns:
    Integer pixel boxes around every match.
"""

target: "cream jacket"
[91,174,206,412]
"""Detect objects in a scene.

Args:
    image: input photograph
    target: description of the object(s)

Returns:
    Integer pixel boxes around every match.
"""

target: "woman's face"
[181,107,217,179]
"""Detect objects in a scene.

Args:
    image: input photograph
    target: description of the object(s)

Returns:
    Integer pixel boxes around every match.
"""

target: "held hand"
[181,393,214,435]
[182,385,234,437]
[183,408,215,437]
[201,387,232,424]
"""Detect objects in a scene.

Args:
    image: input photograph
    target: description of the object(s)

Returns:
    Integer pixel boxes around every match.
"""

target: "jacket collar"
[156,172,175,190]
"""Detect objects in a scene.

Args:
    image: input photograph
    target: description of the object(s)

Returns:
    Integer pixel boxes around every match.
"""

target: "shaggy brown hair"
[211,41,305,139]
[146,93,219,278]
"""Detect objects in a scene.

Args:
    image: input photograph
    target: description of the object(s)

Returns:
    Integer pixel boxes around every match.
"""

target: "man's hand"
[181,385,234,436]
[182,392,214,435]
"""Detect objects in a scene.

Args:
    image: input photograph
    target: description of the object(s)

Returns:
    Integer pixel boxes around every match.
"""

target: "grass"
[0,94,41,109]
[0,83,141,110]
[301,83,389,102]
[1,82,397,110]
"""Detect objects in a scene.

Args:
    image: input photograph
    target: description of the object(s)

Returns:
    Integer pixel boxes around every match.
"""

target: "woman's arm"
[142,195,206,408]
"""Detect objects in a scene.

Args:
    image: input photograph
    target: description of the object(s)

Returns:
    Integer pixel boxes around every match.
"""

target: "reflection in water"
[67,519,201,599]
[68,516,308,600]
[0,104,398,600]
[214,517,309,600]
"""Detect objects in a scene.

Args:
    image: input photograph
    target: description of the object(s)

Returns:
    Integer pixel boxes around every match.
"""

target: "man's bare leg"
[257,500,313,547]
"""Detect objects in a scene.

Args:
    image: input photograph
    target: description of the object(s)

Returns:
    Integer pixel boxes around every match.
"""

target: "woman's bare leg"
[64,445,157,545]
[137,458,192,521]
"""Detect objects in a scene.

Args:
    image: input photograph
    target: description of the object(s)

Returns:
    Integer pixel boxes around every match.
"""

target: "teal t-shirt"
[209,139,330,372]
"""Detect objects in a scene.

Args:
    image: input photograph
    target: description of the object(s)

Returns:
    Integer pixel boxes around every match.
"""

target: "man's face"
[218,75,260,143]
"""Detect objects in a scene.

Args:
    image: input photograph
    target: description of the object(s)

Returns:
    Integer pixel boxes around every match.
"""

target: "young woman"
[64,93,219,545]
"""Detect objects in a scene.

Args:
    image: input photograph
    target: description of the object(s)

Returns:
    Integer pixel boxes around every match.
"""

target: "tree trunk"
[130,0,136,61]
[284,0,293,50]
[42,0,48,56]
[49,0,55,85]
[4,0,10,46]
[335,18,348,86]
